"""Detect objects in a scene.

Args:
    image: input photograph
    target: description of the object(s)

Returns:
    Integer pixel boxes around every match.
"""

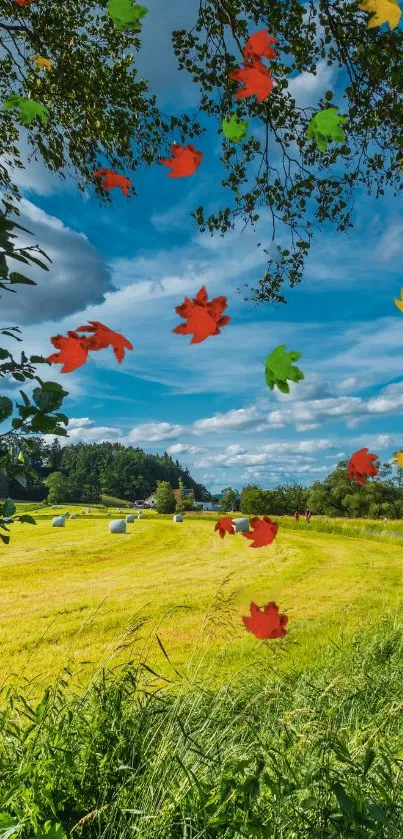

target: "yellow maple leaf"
[31,55,53,71]
[394,288,403,312]
[392,450,403,468]
[357,0,401,29]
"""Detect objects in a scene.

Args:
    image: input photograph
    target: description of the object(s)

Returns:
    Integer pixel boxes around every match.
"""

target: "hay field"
[1,504,402,692]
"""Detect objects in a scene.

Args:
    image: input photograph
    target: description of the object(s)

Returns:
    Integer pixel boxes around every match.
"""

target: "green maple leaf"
[3,94,49,127]
[306,107,347,153]
[265,344,304,393]
[222,114,249,143]
[108,0,148,32]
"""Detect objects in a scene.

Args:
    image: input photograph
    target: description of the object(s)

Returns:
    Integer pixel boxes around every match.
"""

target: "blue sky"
[2,0,403,494]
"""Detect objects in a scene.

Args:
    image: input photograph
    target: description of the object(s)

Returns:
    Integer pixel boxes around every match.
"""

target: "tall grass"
[0,612,402,839]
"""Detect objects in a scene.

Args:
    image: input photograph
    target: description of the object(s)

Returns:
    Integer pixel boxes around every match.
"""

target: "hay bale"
[64,512,70,518]
[109,519,126,534]
[232,517,249,533]
[70,514,77,520]
[125,514,135,523]
[173,514,183,522]
[137,513,144,519]
[52,516,65,528]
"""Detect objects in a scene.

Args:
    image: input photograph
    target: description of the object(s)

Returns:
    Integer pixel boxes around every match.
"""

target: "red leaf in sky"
[347,448,378,485]
[215,516,236,539]
[92,168,133,196]
[242,601,288,639]
[160,144,203,178]
[229,57,274,103]
[242,516,278,547]
[45,331,90,373]
[75,321,134,363]
[244,30,277,62]
[173,285,230,344]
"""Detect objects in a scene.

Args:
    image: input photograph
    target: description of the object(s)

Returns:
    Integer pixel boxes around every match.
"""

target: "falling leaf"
[347,448,378,485]
[108,0,148,32]
[46,332,90,374]
[173,286,230,344]
[3,95,49,127]
[265,344,304,393]
[92,168,133,196]
[242,601,288,639]
[392,450,403,468]
[244,30,277,62]
[357,0,401,29]
[160,144,203,178]
[215,516,236,539]
[229,57,274,103]
[306,107,347,153]
[13,0,33,5]
[222,114,249,143]
[75,321,134,363]
[242,516,278,548]
[394,288,403,311]
[31,55,53,71]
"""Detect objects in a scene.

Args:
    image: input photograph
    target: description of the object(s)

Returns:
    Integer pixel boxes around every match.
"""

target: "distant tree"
[240,485,267,515]
[44,470,69,504]
[155,481,176,514]
[219,487,240,512]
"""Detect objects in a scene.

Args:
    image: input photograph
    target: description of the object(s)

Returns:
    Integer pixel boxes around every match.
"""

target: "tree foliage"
[155,480,176,514]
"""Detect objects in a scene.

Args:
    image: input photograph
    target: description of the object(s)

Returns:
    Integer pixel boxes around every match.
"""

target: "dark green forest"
[0,437,212,504]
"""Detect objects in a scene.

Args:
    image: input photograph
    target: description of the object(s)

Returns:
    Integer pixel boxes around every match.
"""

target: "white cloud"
[125,422,184,443]
[166,443,203,455]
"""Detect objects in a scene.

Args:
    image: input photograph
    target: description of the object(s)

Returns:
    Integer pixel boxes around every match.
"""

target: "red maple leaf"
[173,286,230,344]
[75,321,134,363]
[242,516,278,548]
[215,516,236,539]
[13,0,33,5]
[229,57,274,103]
[242,601,288,639]
[45,331,91,373]
[92,168,133,196]
[244,30,277,62]
[347,448,378,486]
[160,144,203,178]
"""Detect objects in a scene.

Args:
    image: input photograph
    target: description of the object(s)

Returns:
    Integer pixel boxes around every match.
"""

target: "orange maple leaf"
[75,321,134,363]
[229,57,274,103]
[242,516,278,547]
[173,286,230,344]
[244,30,277,62]
[160,143,203,178]
[92,168,133,196]
[242,601,288,639]
[215,516,236,539]
[13,0,33,5]
[347,448,378,486]
[45,331,91,373]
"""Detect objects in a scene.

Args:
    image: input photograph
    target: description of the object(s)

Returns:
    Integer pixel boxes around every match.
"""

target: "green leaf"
[264,344,304,393]
[9,272,37,286]
[19,391,30,408]
[32,387,63,413]
[0,397,13,423]
[222,114,249,143]
[333,781,355,818]
[18,515,36,525]
[108,0,148,32]
[306,107,347,153]
[34,825,67,839]
[0,533,10,545]
[2,499,16,518]
[3,95,49,127]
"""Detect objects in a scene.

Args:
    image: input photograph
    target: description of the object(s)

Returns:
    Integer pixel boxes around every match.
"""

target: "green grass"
[0,505,402,694]
[0,620,402,838]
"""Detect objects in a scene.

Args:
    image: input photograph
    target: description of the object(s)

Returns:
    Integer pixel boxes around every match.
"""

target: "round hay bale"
[173,514,183,522]
[125,514,135,523]
[70,514,77,520]
[52,516,65,527]
[109,519,126,534]
[232,517,249,533]
[137,513,144,519]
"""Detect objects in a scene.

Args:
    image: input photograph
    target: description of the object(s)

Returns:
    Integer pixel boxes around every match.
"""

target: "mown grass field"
[1,503,402,694]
